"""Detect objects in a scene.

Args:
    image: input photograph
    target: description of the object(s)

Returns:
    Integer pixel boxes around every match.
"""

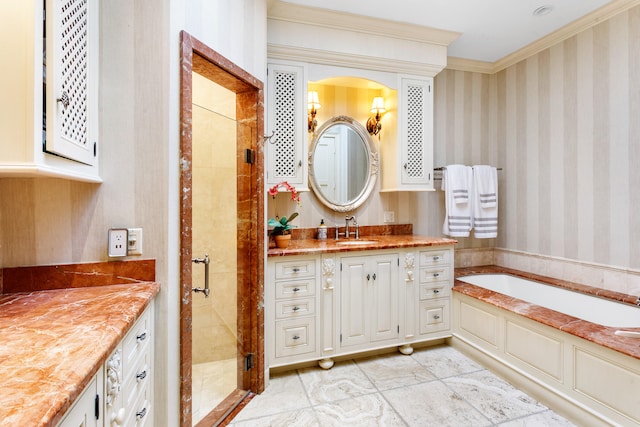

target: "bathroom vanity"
[266,234,456,369]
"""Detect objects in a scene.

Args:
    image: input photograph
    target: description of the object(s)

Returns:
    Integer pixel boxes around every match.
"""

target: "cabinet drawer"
[275,318,316,358]
[275,279,315,299]
[123,350,150,409]
[419,299,450,335]
[123,381,151,427]
[419,250,450,267]
[275,297,315,319]
[274,258,316,279]
[419,283,451,300]
[122,309,151,371]
[419,267,449,283]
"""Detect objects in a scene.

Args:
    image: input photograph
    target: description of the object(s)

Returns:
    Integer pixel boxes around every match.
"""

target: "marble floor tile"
[232,371,310,421]
[498,410,577,426]
[230,408,319,427]
[314,393,407,427]
[382,380,492,427]
[443,369,548,423]
[297,360,377,405]
[411,344,483,378]
[355,352,436,391]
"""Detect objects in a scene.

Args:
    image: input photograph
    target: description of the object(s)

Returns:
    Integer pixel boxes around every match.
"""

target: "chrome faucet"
[345,215,359,239]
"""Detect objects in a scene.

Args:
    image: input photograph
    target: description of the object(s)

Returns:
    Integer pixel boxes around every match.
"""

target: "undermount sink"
[335,240,378,245]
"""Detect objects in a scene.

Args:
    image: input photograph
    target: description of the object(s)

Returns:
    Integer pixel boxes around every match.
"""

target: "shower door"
[190,71,247,425]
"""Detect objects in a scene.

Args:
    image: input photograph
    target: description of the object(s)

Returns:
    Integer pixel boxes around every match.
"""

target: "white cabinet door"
[340,253,399,349]
[0,1,100,181]
[56,371,101,427]
[399,76,433,188]
[266,62,308,187]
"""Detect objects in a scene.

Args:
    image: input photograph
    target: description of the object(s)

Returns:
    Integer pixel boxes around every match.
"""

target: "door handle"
[192,254,210,297]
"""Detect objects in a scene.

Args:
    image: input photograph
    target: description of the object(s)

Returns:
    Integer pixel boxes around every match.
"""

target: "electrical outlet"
[384,211,395,223]
[128,228,143,255]
[108,228,128,257]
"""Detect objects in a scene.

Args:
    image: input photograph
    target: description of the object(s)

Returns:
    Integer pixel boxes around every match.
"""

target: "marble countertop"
[0,282,160,427]
[267,234,457,257]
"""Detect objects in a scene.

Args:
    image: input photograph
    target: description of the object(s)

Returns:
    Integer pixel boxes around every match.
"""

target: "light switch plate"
[108,228,128,257]
[128,228,143,255]
[384,211,395,223]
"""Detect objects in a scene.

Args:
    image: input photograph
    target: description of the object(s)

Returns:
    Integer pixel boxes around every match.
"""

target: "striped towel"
[472,165,498,238]
[442,165,473,237]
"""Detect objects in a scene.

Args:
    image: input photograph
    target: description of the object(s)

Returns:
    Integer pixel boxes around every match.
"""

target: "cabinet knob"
[136,369,147,382]
[433,256,440,261]
[403,163,408,169]
[433,273,440,278]
[292,287,300,292]
[433,289,440,294]
[136,407,147,420]
[136,331,147,342]
[292,306,300,312]
[292,267,300,273]
[57,91,70,109]
[433,315,441,320]
[367,274,371,281]
[292,335,300,340]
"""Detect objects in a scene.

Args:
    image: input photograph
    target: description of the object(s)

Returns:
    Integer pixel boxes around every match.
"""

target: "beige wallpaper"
[495,6,640,269]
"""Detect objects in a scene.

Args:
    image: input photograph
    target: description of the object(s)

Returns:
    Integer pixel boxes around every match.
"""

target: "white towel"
[442,165,473,237]
[472,165,498,238]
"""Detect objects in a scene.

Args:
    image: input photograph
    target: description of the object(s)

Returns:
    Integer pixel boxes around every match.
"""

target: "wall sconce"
[366,97,386,136]
[308,91,321,133]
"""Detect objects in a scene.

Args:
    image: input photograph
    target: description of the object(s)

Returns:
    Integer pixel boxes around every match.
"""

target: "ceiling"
[275,0,615,63]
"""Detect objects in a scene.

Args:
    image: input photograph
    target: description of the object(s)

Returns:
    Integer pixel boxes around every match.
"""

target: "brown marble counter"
[267,234,457,257]
[454,265,640,361]
[0,282,160,427]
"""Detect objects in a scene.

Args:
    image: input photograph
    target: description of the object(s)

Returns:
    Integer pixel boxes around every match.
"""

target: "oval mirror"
[308,116,378,212]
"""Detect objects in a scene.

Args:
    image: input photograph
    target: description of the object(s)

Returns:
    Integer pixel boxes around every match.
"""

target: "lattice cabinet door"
[266,62,308,187]
[399,77,433,188]
[45,0,99,166]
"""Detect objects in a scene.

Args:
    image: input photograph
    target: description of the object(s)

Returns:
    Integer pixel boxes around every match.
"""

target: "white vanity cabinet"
[0,0,100,182]
[267,244,454,370]
[56,371,103,427]
[380,76,434,191]
[339,251,399,350]
[416,248,452,337]
[266,62,308,188]
[267,255,320,367]
[104,304,154,427]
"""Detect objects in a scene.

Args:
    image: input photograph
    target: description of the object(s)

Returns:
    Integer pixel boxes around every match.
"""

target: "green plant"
[268,181,301,236]
[268,212,299,236]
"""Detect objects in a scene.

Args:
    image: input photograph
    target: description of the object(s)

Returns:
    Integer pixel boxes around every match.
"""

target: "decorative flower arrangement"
[267,181,301,236]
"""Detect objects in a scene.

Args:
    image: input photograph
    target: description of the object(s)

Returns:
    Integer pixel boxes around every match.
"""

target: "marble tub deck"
[230,345,575,427]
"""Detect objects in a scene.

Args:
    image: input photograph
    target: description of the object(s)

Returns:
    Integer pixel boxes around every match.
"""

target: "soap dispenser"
[317,219,327,240]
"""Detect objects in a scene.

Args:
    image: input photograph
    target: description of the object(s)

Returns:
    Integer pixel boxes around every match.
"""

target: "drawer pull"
[136,331,147,342]
[292,306,301,311]
[433,315,441,320]
[432,273,440,278]
[292,335,300,340]
[433,289,440,294]
[292,267,300,273]
[136,407,147,420]
[292,287,301,292]
[136,370,147,382]
[433,256,440,261]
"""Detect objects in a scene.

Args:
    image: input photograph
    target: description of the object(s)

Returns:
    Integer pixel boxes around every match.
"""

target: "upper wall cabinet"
[0,0,100,182]
[266,62,308,188]
[380,76,434,191]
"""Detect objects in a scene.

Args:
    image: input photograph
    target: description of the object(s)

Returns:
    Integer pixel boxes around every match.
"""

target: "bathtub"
[452,268,640,427]
[457,273,640,328]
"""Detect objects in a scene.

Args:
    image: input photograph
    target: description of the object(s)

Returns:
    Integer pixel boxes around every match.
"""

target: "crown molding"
[445,57,494,74]
[268,44,444,77]
[267,0,460,47]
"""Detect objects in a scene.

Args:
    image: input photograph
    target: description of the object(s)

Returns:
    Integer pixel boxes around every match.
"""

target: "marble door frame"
[178,31,265,427]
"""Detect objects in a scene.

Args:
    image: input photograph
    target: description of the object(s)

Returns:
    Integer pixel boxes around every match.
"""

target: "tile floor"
[229,345,576,426]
